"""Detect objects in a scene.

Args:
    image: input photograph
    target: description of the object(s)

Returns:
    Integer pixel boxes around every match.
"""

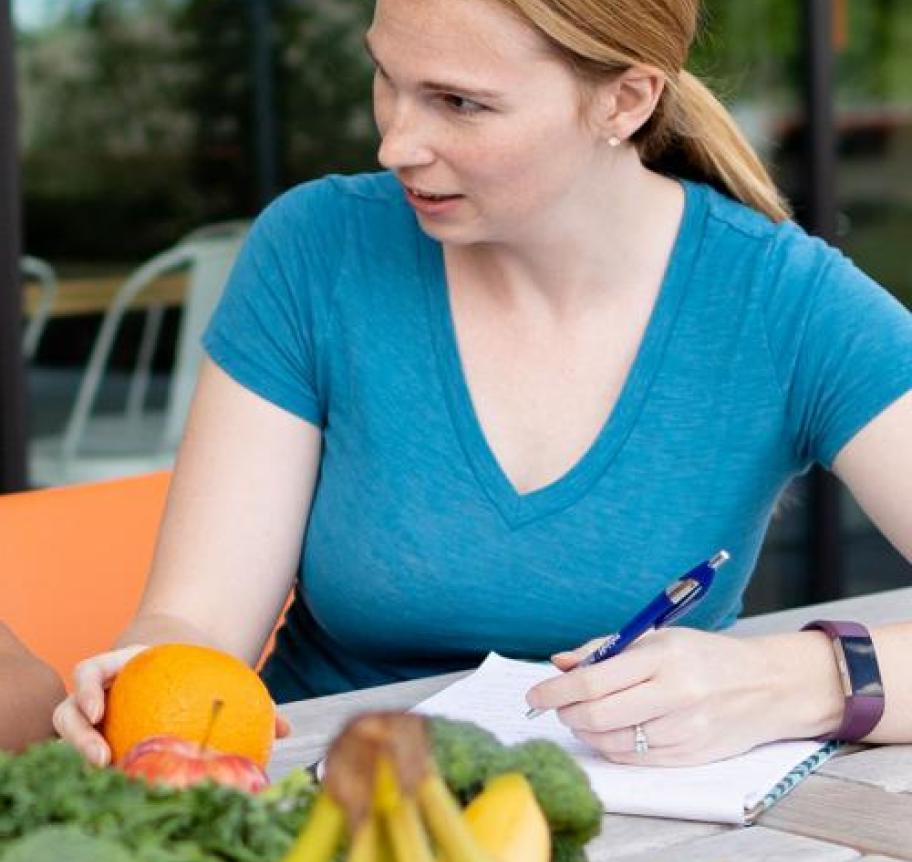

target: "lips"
[401,181,464,217]
[404,184,462,201]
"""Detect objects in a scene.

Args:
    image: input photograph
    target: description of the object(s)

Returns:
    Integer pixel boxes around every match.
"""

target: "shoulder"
[248,171,412,261]
[694,181,782,242]
[685,183,912,356]
[236,171,410,278]
[323,170,406,204]
[264,170,405,226]
[690,181,862,296]
[694,181,815,258]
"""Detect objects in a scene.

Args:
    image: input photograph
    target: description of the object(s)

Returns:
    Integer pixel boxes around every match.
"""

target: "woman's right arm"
[53,358,323,763]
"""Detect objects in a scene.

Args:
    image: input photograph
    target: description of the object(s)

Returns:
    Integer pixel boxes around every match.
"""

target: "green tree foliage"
[17,0,377,261]
[274,0,377,181]
[18,0,197,259]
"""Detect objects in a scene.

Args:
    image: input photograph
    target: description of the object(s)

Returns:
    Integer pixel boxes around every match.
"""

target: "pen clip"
[654,575,707,626]
[653,550,729,627]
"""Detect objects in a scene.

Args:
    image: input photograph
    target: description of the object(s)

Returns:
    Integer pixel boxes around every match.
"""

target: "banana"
[385,794,435,862]
[284,714,537,862]
[418,772,493,862]
[347,813,383,862]
[281,790,346,862]
[462,773,550,862]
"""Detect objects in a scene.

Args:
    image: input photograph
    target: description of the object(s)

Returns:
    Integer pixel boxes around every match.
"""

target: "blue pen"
[526,550,730,719]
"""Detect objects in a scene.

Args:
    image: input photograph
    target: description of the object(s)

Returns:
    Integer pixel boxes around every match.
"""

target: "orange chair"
[0,472,171,689]
[0,472,288,689]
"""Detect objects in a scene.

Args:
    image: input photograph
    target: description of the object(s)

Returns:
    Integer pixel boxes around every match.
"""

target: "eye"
[439,94,487,116]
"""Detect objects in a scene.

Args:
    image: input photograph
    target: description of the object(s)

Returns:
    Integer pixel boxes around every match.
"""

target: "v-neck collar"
[418,180,708,529]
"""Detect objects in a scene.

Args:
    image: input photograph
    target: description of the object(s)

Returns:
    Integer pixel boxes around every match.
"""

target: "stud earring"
[608,135,621,147]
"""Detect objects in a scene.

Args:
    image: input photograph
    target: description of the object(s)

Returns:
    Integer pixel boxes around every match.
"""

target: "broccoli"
[552,834,588,862]
[428,718,602,861]
[490,740,602,853]
[427,716,504,801]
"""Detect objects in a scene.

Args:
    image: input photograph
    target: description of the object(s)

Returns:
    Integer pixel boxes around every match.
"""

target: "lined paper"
[413,653,830,824]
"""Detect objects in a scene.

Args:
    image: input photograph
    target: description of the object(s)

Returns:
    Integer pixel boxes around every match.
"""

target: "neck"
[445,154,684,317]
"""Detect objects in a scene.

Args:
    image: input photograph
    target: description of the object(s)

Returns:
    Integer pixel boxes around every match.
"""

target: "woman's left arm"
[828,388,912,741]
[832,390,912,563]
[526,391,912,763]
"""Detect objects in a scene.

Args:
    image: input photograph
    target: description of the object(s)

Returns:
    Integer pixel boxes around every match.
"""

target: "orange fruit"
[101,643,275,768]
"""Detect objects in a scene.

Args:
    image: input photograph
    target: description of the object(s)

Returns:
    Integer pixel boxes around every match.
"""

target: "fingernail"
[552,651,573,661]
[88,699,102,725]
[91,743,108,766]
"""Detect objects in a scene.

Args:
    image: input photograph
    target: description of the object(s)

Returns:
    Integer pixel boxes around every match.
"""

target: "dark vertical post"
[802,0,842,601]
[0,0,28,493]
[249,0,280,207]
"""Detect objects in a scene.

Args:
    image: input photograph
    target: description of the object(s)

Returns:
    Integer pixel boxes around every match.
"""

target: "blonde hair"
[496,0,791,222]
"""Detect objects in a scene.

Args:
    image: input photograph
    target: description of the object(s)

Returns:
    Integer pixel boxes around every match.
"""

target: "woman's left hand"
[525,628,841,766]
[275,712,292,739]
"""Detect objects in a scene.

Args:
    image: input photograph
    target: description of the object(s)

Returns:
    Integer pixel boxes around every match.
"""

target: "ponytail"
[637,70,791,223]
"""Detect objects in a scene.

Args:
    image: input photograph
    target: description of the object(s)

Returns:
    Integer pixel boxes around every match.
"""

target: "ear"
[590,65,666,143]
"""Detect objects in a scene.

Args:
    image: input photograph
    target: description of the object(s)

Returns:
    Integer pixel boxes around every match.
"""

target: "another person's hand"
[52,645,149,766]
[525,628,840,766]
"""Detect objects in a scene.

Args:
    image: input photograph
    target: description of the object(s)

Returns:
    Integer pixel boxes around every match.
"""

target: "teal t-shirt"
[203,172,912,703]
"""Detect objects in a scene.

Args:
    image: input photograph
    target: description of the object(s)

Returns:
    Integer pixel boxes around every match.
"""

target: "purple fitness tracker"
[802,619,885,741]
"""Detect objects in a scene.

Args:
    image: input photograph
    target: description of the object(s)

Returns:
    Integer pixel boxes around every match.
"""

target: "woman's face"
[367,0,608,246]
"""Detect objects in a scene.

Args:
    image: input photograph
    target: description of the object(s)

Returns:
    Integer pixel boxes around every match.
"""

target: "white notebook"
[413,653,839,825]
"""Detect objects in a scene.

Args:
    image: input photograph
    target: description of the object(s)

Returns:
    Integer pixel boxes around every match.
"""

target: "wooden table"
[269,587,912,861]
[22,272,186,319]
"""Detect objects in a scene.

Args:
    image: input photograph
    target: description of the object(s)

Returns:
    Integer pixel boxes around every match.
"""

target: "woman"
[54,0,912,767]
[1,623,65,752]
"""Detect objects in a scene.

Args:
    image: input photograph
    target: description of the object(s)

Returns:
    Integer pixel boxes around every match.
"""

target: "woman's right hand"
[52,645,148,766]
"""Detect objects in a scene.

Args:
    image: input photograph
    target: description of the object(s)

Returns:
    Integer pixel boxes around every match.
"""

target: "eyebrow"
[362,34,503,101]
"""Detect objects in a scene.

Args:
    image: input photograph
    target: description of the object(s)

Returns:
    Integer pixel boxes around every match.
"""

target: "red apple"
[119,735,270,793]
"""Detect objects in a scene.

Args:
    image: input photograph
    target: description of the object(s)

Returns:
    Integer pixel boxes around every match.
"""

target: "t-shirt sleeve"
[764,225,912,469]
[202,179,344,427]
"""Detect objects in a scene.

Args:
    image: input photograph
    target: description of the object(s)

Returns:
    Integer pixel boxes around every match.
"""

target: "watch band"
[802,619,885,741]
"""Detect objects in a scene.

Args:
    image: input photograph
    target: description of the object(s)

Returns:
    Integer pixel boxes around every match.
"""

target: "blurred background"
[2,0,910,613]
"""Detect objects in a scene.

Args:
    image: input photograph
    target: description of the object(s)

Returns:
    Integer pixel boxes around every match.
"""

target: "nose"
[377,102,435,171]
